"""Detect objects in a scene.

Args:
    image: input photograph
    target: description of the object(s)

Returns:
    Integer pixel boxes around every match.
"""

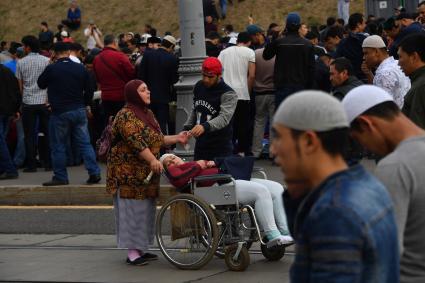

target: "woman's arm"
[138,148,162,173]
[163,131,189,146]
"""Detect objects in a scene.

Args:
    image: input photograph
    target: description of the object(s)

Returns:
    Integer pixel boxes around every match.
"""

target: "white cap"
[362,35,386,49]
[163,35,177,46]
[342,85,394,123]
[159,154,175,165]
[61,30,69,37]
[273,90,349,131]
[140,33,151,44]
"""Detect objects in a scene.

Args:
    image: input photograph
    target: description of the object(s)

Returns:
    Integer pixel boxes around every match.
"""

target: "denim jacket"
[284,165,399,283]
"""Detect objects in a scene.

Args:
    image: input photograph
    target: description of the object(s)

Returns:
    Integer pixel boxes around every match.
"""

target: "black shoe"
[42,179,69,186]
[86,175,101,184]
[126,257,149,266]
[0,173,18,180]
[23,167,37,173]
[140,252,158,261]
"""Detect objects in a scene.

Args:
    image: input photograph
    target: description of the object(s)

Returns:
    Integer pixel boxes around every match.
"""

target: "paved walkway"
[0,234,293,283]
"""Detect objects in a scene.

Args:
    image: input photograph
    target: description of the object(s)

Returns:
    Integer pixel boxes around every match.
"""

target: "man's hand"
[190,125,205,137]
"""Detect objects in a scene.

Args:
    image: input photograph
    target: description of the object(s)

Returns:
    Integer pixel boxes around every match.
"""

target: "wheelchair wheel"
[156,194,219,270]
[260,242,286,261]
[225,244,250,271]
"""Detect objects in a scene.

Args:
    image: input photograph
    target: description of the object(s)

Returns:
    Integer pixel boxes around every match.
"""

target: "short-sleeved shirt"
[218,46,255,101]
[374,135,425,281]
[373,56,410,109]
[16,52,49,105]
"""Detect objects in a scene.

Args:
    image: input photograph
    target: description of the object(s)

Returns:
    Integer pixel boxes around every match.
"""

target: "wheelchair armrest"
[193,174,233,183]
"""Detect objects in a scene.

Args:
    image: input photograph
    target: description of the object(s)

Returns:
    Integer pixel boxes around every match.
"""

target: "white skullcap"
[342,85,394,123]
[273,90,349,131]
[362,35,386,49]
[159,154,176,165]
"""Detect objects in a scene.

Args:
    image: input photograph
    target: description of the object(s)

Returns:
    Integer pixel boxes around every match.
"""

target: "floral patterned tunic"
[106,107,164,199]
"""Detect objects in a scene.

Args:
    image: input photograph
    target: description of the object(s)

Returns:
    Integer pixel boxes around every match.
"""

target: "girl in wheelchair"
[160,153,294,246]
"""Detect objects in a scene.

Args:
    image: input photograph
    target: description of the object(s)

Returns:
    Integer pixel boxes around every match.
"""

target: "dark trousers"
[233,100,252,154]
[150,103,169,135]
[102,100,125,128]
[275,85,304,110]
[21,104,51,169]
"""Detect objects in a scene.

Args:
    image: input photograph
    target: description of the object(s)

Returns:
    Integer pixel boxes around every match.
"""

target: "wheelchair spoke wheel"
[156,194,219,270]
[224,244,250,271]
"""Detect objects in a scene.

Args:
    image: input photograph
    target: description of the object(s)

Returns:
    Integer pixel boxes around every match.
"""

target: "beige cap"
[273,90,349,131]
[362,35,386,49]
[163,35,177,46]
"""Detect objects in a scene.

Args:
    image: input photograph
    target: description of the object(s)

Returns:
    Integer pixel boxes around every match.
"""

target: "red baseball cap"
[202,57,222,76]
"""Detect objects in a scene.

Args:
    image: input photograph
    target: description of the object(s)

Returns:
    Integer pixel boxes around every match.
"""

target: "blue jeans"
[49,109,100,181]
[220,0,227,17]
[0,115,17,175]
[13,118,26,167]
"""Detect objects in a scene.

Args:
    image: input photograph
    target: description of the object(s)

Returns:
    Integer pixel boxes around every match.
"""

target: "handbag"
[96,117,114,163]
[214,156,255,181]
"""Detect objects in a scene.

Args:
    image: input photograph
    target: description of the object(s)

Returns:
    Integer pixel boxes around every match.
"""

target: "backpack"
[96,117,114,163]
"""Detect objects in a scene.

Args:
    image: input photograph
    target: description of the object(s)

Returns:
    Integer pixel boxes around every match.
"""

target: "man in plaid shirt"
[16,35,50,172]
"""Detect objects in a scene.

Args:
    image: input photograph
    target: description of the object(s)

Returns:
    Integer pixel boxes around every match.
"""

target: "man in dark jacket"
[263,12,315,108]
[335,13,368,82]
[137,35,179,134]
[330,57,363,100]
[184,57,238,161]
[93,34,135,126]
[37,42,101,186]
[0,65,21,179]
[398,33,425,129]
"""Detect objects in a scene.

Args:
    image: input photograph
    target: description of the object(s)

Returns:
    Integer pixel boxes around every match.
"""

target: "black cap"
[147,36,161,44]
[396,12,414,20]
[53,42,70,52]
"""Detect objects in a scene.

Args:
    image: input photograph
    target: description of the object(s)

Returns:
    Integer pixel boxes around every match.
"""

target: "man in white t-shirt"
[218,32,256,156]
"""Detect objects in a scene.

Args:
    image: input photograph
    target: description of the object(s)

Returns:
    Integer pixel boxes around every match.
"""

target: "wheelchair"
[155,168,288,271]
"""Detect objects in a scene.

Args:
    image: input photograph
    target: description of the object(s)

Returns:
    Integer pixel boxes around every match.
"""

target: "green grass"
[0,0,365,43]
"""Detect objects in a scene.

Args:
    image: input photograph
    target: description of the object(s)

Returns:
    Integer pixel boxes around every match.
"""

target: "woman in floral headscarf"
[106,79,188,266]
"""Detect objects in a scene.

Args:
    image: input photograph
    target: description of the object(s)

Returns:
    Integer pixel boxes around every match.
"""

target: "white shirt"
[374,56,411,108]
[218,45,255,100]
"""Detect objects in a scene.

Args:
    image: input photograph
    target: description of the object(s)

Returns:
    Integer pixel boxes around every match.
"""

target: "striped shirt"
[16,52,49,105]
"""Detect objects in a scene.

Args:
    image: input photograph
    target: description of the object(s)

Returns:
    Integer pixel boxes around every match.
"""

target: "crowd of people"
[1,0,425,281]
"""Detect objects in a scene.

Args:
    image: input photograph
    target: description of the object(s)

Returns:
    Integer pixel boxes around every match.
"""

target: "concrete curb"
[0,184,175,206]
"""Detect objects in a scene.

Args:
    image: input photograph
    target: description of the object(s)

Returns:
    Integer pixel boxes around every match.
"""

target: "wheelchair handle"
[193,174,233,182]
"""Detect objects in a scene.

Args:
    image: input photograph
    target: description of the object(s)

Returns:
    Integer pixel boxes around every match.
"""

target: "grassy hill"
[0,0,365,43]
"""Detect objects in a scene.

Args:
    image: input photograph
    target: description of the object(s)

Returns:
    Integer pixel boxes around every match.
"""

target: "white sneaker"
[266,235,294,248]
